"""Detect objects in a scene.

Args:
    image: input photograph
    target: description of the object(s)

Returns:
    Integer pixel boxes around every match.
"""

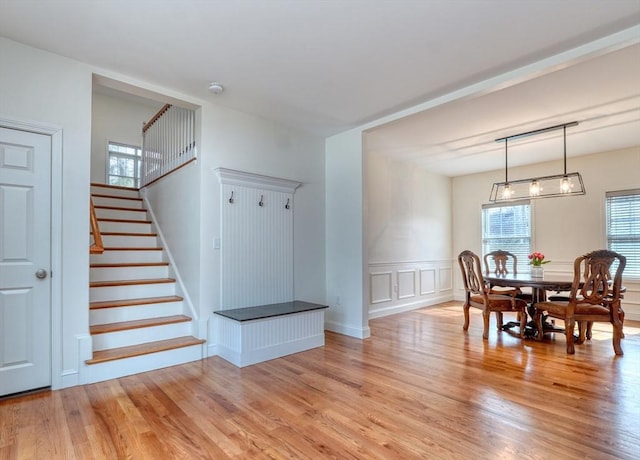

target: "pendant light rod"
[563,125,567,175]
[495,121,578,143]
[504,138,508,183]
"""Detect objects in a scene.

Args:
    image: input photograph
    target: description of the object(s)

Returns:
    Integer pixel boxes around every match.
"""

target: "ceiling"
[366,43,640,176]
[1,1,639,176]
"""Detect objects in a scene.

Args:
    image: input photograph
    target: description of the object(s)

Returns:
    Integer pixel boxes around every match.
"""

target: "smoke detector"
[208,82,225,94]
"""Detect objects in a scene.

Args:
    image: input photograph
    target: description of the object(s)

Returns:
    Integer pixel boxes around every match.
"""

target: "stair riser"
[92,196,143,209]
[82,344,204,384]
[91,250,164,264]
[90,282,176,302]
[95,208,148,221]
[98,221,152,233]
[91,186,140,199]
[101,235,158,248]
[92,322,192,351]
[90,265,169,282]
[90,301,185,325]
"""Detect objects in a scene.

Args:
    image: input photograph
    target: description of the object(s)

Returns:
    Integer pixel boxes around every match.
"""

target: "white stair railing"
[141,104,196,187]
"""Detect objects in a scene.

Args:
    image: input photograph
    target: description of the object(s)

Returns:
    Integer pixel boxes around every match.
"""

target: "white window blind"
[482,201,531,273]
[606,189,640,278]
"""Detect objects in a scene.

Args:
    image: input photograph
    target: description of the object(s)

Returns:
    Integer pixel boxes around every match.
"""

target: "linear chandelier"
[489,121,586,203]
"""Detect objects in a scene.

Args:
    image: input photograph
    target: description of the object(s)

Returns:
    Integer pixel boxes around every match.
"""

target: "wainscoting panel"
[370,271,393,304]
[439,267,453,292]
[420,269,436,295]
[368,260,454,319]
[397,270,416,299]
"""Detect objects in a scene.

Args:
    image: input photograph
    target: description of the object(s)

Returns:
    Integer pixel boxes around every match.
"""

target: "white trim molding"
[215,167,302,193]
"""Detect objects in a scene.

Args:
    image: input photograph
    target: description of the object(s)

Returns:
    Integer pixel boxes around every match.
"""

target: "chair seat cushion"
[470,294,527,310]
[535,301,610,316]
[489,286,521,296]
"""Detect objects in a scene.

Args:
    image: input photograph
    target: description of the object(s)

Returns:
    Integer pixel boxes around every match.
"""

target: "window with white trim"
[606,189,640,278]
[482,201,532,273]
[107,141,141,188]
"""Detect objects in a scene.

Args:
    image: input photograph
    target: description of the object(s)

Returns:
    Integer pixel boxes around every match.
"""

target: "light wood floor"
[2,301,639,459]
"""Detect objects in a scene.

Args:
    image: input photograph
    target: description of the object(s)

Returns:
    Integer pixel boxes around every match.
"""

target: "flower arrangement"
[528,251,550,266]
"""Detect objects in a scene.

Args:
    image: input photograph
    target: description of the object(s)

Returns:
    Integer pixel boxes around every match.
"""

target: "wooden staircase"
[84,183,204,383]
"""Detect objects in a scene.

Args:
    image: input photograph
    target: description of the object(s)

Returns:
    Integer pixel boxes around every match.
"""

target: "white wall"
[121,95,326,364]
[1,35,327,387]
[0,37,92,388]
[365,151,453,317]
[109,88,327,356]
[194,104,326,351]
[90,92,159,183]
[143,160,202,313]
[325,129,369,338]
[452,146,640,319]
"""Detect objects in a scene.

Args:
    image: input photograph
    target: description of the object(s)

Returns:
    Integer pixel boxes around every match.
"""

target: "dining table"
[484,272,576,337]
[484,272,577,302]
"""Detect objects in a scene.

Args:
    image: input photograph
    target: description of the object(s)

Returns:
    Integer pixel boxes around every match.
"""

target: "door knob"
[35,269,48,279]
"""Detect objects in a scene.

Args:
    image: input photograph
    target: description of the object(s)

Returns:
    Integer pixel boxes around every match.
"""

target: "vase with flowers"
[528,251,550,278]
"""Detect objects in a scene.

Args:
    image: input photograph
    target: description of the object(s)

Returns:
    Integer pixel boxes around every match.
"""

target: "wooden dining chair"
[533,249,626,355]
[458,250,528,339]
[483,250,532,301]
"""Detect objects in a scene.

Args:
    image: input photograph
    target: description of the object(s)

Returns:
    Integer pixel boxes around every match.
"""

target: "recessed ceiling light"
[209,82,224,94]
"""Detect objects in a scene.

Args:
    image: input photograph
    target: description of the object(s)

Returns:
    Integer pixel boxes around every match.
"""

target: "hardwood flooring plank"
[1,301,639,459]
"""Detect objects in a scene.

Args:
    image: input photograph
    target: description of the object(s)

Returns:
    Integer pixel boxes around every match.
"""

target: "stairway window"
[108,141,141,188]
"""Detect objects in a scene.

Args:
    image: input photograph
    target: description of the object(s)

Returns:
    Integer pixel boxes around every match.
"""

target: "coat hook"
[259,195,264,207]
[285,198,290,209]
[228,191,234,204]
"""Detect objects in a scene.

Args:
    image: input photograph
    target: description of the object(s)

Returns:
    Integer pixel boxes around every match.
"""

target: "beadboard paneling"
[221,183,294,309]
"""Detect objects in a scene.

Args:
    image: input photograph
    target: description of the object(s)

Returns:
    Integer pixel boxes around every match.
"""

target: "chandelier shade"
[490,171,585,202]
[488,122,586,203]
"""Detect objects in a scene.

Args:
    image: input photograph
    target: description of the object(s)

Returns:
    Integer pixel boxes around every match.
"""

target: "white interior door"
[0,126,51,396]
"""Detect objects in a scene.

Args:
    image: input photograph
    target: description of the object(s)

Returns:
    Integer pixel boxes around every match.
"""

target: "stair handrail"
[142,103,171,134]
[90,198,104,254]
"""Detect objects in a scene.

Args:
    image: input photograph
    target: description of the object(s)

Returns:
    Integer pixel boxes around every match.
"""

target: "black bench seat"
[214,300,328,322]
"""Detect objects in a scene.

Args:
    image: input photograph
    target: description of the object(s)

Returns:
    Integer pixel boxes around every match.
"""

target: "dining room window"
[482,201,531,273]
[606,189,640,278]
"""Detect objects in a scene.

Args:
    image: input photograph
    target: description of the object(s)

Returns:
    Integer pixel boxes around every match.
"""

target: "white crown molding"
[214,167,302,193]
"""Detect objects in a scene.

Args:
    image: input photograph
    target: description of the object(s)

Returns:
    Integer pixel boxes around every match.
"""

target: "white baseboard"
[57,369,79,390]
[324,320,371,339]
[368,294,453,319]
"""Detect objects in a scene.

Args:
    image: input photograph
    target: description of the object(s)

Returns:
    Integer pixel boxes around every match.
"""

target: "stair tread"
[102,247,163,251]
[98,218,152,224]
[92,193,143,202]
[91,182,140,192]
[90,278,175,288]
[95,205,147,212]
[90,314,192,334]
[90,262,169,268]
[90,295,184,309]
[86,336,205,365]
[100,232,158,236]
